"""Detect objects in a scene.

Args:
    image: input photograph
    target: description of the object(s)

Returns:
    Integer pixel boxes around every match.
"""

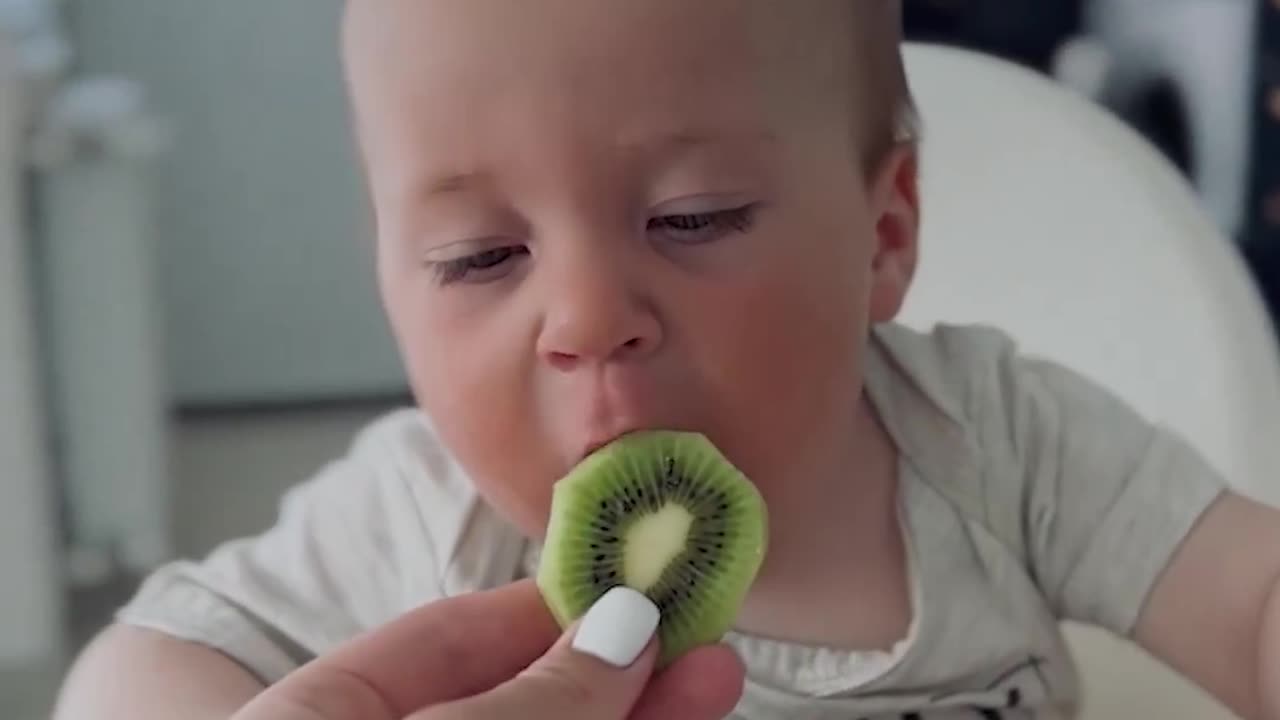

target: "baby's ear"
[867,142,920,323]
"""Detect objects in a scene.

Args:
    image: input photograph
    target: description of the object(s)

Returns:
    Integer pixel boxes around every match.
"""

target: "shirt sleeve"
[990,345,1229,636]
[113,410,447,685]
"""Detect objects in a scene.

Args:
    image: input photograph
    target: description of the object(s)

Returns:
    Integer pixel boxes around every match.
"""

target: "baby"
[52,1,1280,718]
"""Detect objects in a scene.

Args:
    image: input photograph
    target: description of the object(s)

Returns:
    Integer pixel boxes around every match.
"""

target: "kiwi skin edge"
[535,430,769,669]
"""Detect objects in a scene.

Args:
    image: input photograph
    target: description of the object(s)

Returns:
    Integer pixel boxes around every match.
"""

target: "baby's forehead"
[341,1,862,107]
[341,1,887,189]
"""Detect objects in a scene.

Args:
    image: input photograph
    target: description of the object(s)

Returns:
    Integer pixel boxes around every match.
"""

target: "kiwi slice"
[536,430,767,668]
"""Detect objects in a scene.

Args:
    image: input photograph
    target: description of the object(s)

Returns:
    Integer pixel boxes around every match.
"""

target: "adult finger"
[630,643,746,720]
[419,586,662,720]
[232,579,559,720]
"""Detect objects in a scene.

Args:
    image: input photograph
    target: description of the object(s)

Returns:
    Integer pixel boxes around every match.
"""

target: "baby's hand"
[230,580,744,720]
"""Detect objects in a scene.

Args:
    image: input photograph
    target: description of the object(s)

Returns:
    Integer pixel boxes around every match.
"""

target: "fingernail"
[571,586,659,668]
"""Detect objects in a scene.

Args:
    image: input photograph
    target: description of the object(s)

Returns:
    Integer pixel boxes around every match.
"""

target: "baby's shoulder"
[868,321,1146,549]
[869,320,1040,416]
[866,322,1035,555]
[337,406,531,590]
[112,406,529,682]
[869,320,1148,461]
[866,321,1046,485]
[871,321,1226,634]
[342,406,476,502]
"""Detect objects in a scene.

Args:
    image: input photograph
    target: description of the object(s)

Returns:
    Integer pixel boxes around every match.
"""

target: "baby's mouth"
[574,420,711,468]
[576,427,647,465]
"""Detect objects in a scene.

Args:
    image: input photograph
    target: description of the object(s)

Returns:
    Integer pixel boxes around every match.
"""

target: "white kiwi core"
[623,503,694,590]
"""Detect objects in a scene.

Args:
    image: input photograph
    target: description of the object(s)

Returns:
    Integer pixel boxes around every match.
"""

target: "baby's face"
[343,0,919,538]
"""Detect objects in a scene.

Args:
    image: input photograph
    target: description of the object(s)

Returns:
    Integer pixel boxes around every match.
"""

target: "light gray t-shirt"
[116,322,1227,719]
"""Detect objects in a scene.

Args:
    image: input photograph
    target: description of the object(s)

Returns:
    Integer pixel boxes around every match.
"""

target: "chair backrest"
[898,42,1280,720]
[899,42,1280,506]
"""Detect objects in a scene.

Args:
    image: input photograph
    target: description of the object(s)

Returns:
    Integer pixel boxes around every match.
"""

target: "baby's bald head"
[850,1,917,169]
[341,0,915,178]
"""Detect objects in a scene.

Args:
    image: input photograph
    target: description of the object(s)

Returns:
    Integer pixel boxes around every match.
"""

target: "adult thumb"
[419,586,661,720]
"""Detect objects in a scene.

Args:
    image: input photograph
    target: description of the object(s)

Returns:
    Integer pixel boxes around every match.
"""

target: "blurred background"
[2,1,1278,717]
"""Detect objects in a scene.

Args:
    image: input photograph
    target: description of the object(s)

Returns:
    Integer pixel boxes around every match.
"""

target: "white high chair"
[899,42,1280,720]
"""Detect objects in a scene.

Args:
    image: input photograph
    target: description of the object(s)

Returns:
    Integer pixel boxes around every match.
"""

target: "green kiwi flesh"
[536,430,767,668]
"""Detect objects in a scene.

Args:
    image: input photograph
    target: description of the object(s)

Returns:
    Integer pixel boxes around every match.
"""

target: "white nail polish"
[571,586,659,668]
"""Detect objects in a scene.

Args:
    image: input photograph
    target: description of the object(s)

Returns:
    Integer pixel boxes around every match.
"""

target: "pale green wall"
[67,0,406,406]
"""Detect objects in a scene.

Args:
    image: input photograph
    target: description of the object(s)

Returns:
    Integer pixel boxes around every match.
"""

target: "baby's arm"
[53,623,264,719]
[48,410,451,718]
[982,337,1280,719]
[1131,491,1280,720]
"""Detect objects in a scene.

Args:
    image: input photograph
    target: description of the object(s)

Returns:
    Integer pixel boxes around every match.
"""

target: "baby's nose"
[535,253,662,370]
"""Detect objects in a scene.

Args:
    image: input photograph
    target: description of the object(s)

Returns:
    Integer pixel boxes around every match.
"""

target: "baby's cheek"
[692,259,868,479]
[405,328,558,537]
[730,298,859,422]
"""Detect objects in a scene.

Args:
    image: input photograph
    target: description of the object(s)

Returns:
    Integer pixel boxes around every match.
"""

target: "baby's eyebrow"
[402,169,497,208]
[628,128,779,157]
[409,128,777,203]
[422,171,484,198]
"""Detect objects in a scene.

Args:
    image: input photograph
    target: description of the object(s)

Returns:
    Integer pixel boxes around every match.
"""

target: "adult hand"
[231,581,746,720]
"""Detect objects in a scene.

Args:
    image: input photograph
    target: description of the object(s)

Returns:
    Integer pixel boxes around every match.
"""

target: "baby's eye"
[428,245,529,285]
[648,205,758,244]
